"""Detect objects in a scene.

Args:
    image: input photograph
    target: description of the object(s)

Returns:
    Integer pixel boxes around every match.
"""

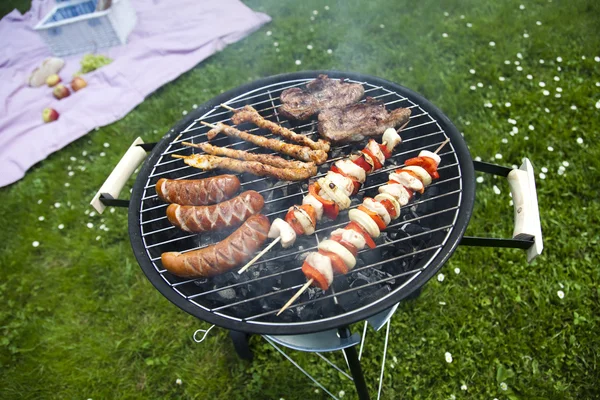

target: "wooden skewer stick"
[172,154,187,159]
[277,279,314,316]
[238,237,281,274]
[220,103,236,111]
[434,138,450,154]
[200,121,218,129]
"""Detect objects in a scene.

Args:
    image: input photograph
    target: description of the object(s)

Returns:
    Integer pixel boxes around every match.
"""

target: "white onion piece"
[303,194,324,221]
[402,165,432,186]
[348,208,380,238]
[362,198,391,225]
[389,171,424,192]
[383,128,402,151]
[326,171,354,197]
[305,252,333,286]
[268,218,297,248]
[366,139,385,165]
[331,228,367,251]
[318,240,356,269]
[335,159,366,183]
[294,207,315,235]
[418,150,441,166]
[374,193,401,219]
[318,177,351,210]
[378,183,411,206]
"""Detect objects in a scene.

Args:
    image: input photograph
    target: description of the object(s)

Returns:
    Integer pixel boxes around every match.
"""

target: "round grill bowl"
[128,71,475,335]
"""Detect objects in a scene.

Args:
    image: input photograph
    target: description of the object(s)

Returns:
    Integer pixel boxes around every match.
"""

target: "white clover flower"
[445,352,453,363]
[502,138,508,143]
[295,60,302,65]
[484,102,493,108]
[380,24,385,29]
[87,222,94,228]
[444,11,449,16]
[517,52,523,59]
[469,69,476,74]
[32,241,40,247]
[476,176,484,183]
[505,102,511,107]
[477,82,483,87]
[325,5,330,10]
[100,152,106,157]
[327,49,333,54]
[182,110,188,116]
[519,4,525,9]
[454,268,460,274]
[557,290,565,299]
[539,173,546,180]
[556,56,563,62]
[466,23,472,28]
[489,41,496,47]
[539,59,545,64]
[442,33,449,38]
[557,166,565,175]
[103,142,110,148]
[58,224,64,230]
[539,82,546,87]
[495,153,503,159]
[437,273,445,282]
[541,167,548,173]
[562,161,569,167]
[266,30,272,36]
[500,382,508,391]
[577,137,584,144]
[461,384,468,391]
[596,100,600,109]
[192,104,198,109]
[555,93,561,98]
[54,202,61,208]
[306,44,313,50]
[554,76,560,81]
[313,10,318,15]
[474,156,482,161]
[38,216,45,221]
[499,76,506,81]
[524,136,529,140]
[504,60,511,65]
[526,74,533,80]
[64,182,70,187]
[523,32,529,38]
[439,301,446,305]
[543,90,550,96]
[493,185,501,195]
[595,56,600,62]
[516,66,523,71]
[536,21,542,25]
[339,390,345,397]
[470,85,476,90]
[547,146,554,152]
[512,127,518,134]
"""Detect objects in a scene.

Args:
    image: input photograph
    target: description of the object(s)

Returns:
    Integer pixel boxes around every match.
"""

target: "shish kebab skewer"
[238,125,407,274]
[277,138,450,316]
[220,104,330,152]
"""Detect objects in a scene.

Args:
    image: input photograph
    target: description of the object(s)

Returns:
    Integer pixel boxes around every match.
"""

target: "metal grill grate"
[136,76,463,330]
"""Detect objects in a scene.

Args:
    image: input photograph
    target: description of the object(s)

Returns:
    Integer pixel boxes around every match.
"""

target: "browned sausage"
[161,214,271,278]
[155,175,240,206]
[165,190,264,233]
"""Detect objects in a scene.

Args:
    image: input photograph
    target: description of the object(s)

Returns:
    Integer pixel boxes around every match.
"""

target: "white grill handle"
[507,158,543,262]
[90,137,147,214]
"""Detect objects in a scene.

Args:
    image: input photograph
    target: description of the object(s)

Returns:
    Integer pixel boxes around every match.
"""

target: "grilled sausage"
[161,214,271,278]
[155,175,240,206]
[166,190,264,233]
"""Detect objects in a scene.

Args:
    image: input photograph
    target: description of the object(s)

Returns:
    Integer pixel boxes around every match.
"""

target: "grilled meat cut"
[318,98,411,143]
[230,105,330,152]
[279,75,364,121]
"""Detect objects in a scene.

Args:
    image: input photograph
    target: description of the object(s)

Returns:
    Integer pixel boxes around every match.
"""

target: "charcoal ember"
[319,162,330,174]
[332,275,351,293]
[336,287,361,311]
[227,302,261,319]
[297,302,323,321]
[357,285,391,307]
[307,286,323,301]
[264,184,285,202]
[193,278,209,287]
[216,288,236,300]
[320,298,344,318]
[355,247,383,269]
[416,185,439,213]
[329,145,346,160]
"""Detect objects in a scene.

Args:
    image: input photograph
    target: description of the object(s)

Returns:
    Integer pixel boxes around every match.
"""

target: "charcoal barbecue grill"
[91,70,543,399]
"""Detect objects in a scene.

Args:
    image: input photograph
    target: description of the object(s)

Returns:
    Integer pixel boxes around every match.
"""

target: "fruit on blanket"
[53,84,70,99]
[28,57,65,87]
[71,77,87,92]
[46,74,61,87]
[42,108,59,123]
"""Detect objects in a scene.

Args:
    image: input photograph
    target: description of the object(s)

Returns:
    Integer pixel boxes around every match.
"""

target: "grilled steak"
[318,98,411,143]
[279,75,364,120]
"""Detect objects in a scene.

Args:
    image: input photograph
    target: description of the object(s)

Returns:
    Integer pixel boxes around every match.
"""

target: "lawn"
[1,0,600,399]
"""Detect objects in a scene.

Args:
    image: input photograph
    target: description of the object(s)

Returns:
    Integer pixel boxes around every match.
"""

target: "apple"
[42,108,59,123]
[71,77,87,92]
[53,84,70,99]
[46,74,61,87]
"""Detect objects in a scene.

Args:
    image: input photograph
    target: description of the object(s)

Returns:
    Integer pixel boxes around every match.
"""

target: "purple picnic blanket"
[0,0,270,187]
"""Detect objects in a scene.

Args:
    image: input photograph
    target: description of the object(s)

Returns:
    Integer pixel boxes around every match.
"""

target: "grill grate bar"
[141,162,457,239]
[237,226,452,319]
[168,205,456,293]
[139,142,452,228]
[148,186,461,262]
[141,104,428,194]
[208,226,448,313]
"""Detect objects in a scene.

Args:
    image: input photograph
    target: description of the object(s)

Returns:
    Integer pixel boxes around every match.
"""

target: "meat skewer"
[183,142,316,171]
[202,121,328,164]
[239,126,406,275]
[277,140,450,316]
[318,97,411,143]
[279,74,365,120]
[220,104,331,153]
[172,154,316,181]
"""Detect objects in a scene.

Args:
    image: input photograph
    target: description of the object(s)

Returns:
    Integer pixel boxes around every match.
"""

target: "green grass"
[2,0,600,398]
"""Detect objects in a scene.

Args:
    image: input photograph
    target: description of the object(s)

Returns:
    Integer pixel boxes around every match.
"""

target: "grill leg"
[229,330,253,361]
[339,327,370,400]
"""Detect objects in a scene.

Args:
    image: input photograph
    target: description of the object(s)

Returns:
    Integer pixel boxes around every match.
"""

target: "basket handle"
[459,158,543,262]
[89,137,148,214]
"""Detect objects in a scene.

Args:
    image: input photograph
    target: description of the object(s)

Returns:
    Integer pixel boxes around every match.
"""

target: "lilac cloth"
[0,0,270,187]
